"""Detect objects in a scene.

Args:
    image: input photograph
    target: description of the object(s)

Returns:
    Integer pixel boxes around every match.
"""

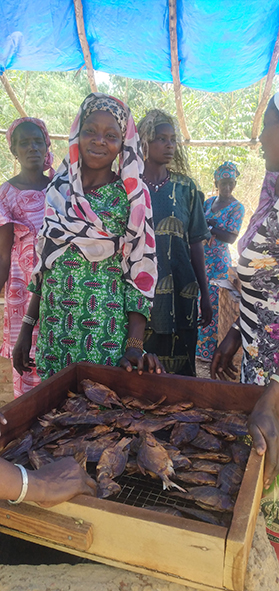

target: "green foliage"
[0,70,275,240]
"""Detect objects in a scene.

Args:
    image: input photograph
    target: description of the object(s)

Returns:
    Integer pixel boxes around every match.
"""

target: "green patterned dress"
[29,180,150,380]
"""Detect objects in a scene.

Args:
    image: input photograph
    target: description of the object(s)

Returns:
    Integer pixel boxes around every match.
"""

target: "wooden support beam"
[168,0,190,140]
[251,28,279,139]
[0,73,28,117]
[73,0,98,93]
[0,129,259,147]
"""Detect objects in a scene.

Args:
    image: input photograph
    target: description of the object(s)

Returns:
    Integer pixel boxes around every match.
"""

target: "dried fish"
[170,409,212,423]
[191,460,223,474]
[121,395,167,411]
[125,416,176,434]
[217,463,244,495]
[97,437,131,498]
[201,422,236,441]
[181,447,231,463]
[175,470,217,487]
[170,486,234,512]
[191,430,222,452]
[1,432,33,461]
[170,422,199,447]
[143,505,183,517]
[151,401,194,415]
[137,432,185,491]
[28,448,55,469]
[231,441,251,468]
[81,379,123,408]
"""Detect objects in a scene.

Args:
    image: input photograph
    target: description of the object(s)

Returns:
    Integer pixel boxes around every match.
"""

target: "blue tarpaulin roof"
[1,0,279,92]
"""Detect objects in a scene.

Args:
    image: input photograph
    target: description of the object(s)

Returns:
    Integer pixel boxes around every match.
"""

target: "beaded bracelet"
[270,374,279,385]
[125,337,143,352]
[8,464,29,505]
[22,314,37,327]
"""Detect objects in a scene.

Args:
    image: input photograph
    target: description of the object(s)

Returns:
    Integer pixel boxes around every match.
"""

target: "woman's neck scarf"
[6,117,55,180]
[238,170,279,254]
[33,93,157,301]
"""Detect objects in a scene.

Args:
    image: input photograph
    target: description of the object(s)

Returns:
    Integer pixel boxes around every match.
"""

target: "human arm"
[120,311,164,375]
[190,241,212,328]
[210,319,242,380]
[206,219,238,244]
[13,293,41,375]
[0,223,14,291]
[248,376,279,489]
[0,456,97,507]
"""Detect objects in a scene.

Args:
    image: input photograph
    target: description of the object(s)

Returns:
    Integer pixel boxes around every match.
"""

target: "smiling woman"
[13,93,162,381]
[0,118,54,398]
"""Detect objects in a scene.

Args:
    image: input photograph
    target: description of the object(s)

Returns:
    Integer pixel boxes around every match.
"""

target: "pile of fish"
[1,380,251,527]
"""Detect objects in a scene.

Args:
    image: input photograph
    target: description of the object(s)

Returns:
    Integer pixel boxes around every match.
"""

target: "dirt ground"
[0,307,278,590]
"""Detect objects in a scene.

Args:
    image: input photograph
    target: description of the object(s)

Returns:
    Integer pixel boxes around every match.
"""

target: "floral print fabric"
[29,180,150,379]
[237,197,279,385]
[197,197,244,361]
[0,182,45,397]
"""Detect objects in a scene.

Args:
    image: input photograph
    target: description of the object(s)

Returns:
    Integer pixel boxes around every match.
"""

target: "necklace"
[143,174,170,192]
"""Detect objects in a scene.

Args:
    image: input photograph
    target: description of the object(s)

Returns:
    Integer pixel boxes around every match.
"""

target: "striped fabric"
[237,198,279,385]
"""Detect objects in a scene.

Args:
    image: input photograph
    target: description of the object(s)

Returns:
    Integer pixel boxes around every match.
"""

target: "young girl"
[13,94,161,379]
[137,109,212,376]
[0,117,54,397]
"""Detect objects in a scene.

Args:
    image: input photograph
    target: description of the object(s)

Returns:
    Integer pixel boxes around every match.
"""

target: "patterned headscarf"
[214,161,240,182]
[33,93,157,300]
[6,117,55,180]
[137,109,190,176]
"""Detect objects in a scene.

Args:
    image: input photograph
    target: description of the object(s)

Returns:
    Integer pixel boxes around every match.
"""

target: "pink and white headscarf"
[6,117,55,180]
[33,93,157,301]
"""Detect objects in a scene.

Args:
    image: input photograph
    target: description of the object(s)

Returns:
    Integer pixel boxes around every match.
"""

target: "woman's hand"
[210,327,242,380]
[198,293,213,328]
[13,326,34,375]
[0,413,7,436]
[27,457,97,507]
[248,379,279,488]
[120,347,165,375]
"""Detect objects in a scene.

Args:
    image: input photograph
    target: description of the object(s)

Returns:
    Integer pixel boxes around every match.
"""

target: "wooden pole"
[73,0,98,93]
[168,0,190,140]
[0,73,28,117]
[0,129,259,147]
[251,28,279,139]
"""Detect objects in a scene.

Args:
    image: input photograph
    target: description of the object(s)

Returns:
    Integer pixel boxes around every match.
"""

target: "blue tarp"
[1,0,279,92]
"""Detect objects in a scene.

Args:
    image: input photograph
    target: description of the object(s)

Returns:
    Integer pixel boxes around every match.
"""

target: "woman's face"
[12,122,47,171]
[216,177,236,199]
[79,110,122,172]
[147,123,176,165]
[259,106,279,172]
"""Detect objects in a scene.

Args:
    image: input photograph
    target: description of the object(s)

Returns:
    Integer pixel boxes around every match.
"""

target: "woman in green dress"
[137,110,212,376]
[13,94,161,379]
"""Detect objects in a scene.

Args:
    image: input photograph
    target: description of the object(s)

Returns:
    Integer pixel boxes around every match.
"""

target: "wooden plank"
[49,496,226,589]
[76,363,264,412]
[0,500,93,551]
[223,450,264,590]
[0,364,78,449]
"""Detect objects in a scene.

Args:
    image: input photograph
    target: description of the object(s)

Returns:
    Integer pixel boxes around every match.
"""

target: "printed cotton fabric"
[197,197,244,361]
[0,182,44,397]
[33,93,157,300]
[30,181,150,378]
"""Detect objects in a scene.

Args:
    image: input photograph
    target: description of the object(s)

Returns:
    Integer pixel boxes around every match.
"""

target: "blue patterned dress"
[196,196,244,361]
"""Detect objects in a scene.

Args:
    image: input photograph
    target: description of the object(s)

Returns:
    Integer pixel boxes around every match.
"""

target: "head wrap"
[137,109,190,176]
[214,161,240,182]
[273,91,279,111]
[6,117,55,180]
[33,93,157,301]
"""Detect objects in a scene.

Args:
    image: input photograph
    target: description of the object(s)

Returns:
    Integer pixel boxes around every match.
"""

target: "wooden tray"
[0,363,265,591]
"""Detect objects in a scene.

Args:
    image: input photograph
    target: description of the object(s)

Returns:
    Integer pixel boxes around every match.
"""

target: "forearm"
[210,226,236,244]
[127,311,147,341]
[190,241,209,296]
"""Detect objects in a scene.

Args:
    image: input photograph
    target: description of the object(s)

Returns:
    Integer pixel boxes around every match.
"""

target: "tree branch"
[168,0,190,140]
[0,73,28,117]
[73,0,98,93]
[251,28,279,139]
